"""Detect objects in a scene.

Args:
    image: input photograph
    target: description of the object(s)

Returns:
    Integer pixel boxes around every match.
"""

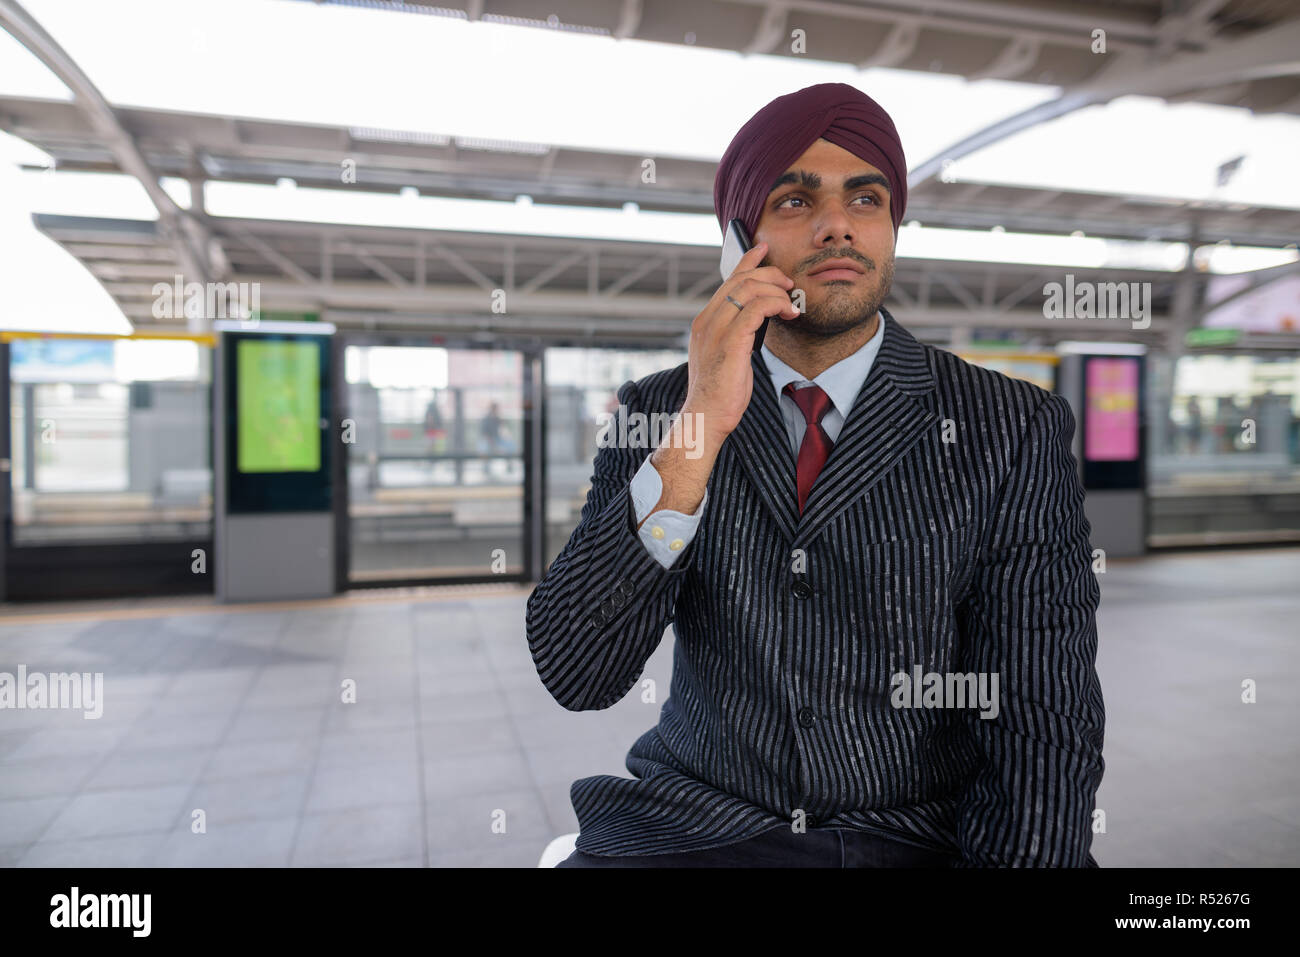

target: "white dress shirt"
[629,311,887,569]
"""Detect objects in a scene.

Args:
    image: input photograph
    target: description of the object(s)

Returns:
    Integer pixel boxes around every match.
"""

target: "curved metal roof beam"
[908,15,1300,193]
[0,0,219,298]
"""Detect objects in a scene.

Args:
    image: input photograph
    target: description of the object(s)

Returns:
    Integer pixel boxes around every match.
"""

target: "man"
[526,83,1105,867]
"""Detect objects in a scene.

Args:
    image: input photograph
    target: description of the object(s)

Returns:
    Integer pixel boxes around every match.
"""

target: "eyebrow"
[767,170,891,196]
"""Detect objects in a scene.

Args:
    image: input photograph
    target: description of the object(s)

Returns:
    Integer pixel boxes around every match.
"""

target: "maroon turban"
[713,82,908,241]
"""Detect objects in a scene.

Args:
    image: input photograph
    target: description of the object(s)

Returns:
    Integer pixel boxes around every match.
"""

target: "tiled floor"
[0,548,1297,867]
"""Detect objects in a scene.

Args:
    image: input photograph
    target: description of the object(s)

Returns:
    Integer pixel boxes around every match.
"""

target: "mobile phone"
[719,218,770,353]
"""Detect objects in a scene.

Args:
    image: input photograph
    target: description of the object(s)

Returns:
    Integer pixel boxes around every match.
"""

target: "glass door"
[343,341,526,584]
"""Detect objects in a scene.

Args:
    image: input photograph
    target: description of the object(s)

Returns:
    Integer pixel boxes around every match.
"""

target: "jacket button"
[797,707,816,728]
[791,580,812,599]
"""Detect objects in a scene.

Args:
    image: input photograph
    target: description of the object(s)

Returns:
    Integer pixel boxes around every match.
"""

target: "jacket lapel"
[721,346,802,543]
[723,308,940,547]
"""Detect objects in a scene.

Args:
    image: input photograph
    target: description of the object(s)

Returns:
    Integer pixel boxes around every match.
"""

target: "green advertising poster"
[237,339,321,473]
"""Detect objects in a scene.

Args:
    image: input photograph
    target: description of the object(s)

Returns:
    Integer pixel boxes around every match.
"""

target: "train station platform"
[0,547,1296,867]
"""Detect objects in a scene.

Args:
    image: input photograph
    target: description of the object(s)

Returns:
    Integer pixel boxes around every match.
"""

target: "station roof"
[286,0,1300,118]
[33,210,1193,347]
[6,95,1297,249]
[4,0,1299,341]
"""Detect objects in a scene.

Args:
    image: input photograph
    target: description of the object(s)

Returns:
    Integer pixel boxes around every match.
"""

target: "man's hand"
[683,240,797,441]
[639,241,797,526]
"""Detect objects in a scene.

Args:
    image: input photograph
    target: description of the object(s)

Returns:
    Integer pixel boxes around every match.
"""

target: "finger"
[735,276,797,299]
[750,266,795,289]
[724,241,770,283]
[732,254,794,289]
[739,293,800,322]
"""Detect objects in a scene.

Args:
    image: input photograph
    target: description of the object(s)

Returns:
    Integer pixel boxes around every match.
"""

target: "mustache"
[804,252,875,272]
[758,252,880,273]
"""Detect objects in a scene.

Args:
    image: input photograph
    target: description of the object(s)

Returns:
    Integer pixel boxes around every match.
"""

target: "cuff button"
[669,539,684,550]
[650,526,665,539]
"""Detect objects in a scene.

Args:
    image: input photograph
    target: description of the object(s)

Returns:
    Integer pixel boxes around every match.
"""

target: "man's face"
[753,137,896,340]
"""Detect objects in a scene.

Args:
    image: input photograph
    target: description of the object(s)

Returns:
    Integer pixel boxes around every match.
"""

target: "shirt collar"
[760,310,887,420]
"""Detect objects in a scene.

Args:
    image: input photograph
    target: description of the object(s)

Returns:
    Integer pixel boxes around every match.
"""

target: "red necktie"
[783,382,834,515]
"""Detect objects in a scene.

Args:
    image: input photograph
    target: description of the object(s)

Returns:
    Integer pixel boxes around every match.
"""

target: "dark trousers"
[555,826,958,867]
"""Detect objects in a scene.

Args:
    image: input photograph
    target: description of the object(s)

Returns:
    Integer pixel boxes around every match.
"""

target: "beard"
[767,252,894,340]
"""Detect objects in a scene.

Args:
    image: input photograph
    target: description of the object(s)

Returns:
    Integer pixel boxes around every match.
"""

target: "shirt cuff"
[629,454,708,569]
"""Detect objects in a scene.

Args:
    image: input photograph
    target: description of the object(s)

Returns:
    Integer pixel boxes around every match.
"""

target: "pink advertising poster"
[1085,357,1139,461]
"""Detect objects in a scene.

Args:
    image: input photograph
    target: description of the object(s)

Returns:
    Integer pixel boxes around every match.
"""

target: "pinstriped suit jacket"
[526,308,1105,866]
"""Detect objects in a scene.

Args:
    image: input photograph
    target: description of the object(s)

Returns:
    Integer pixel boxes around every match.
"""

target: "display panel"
[1085,357,1140,462]
[236,339,321,473]
[223,331,332,513]
[1081,354,1144,491]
